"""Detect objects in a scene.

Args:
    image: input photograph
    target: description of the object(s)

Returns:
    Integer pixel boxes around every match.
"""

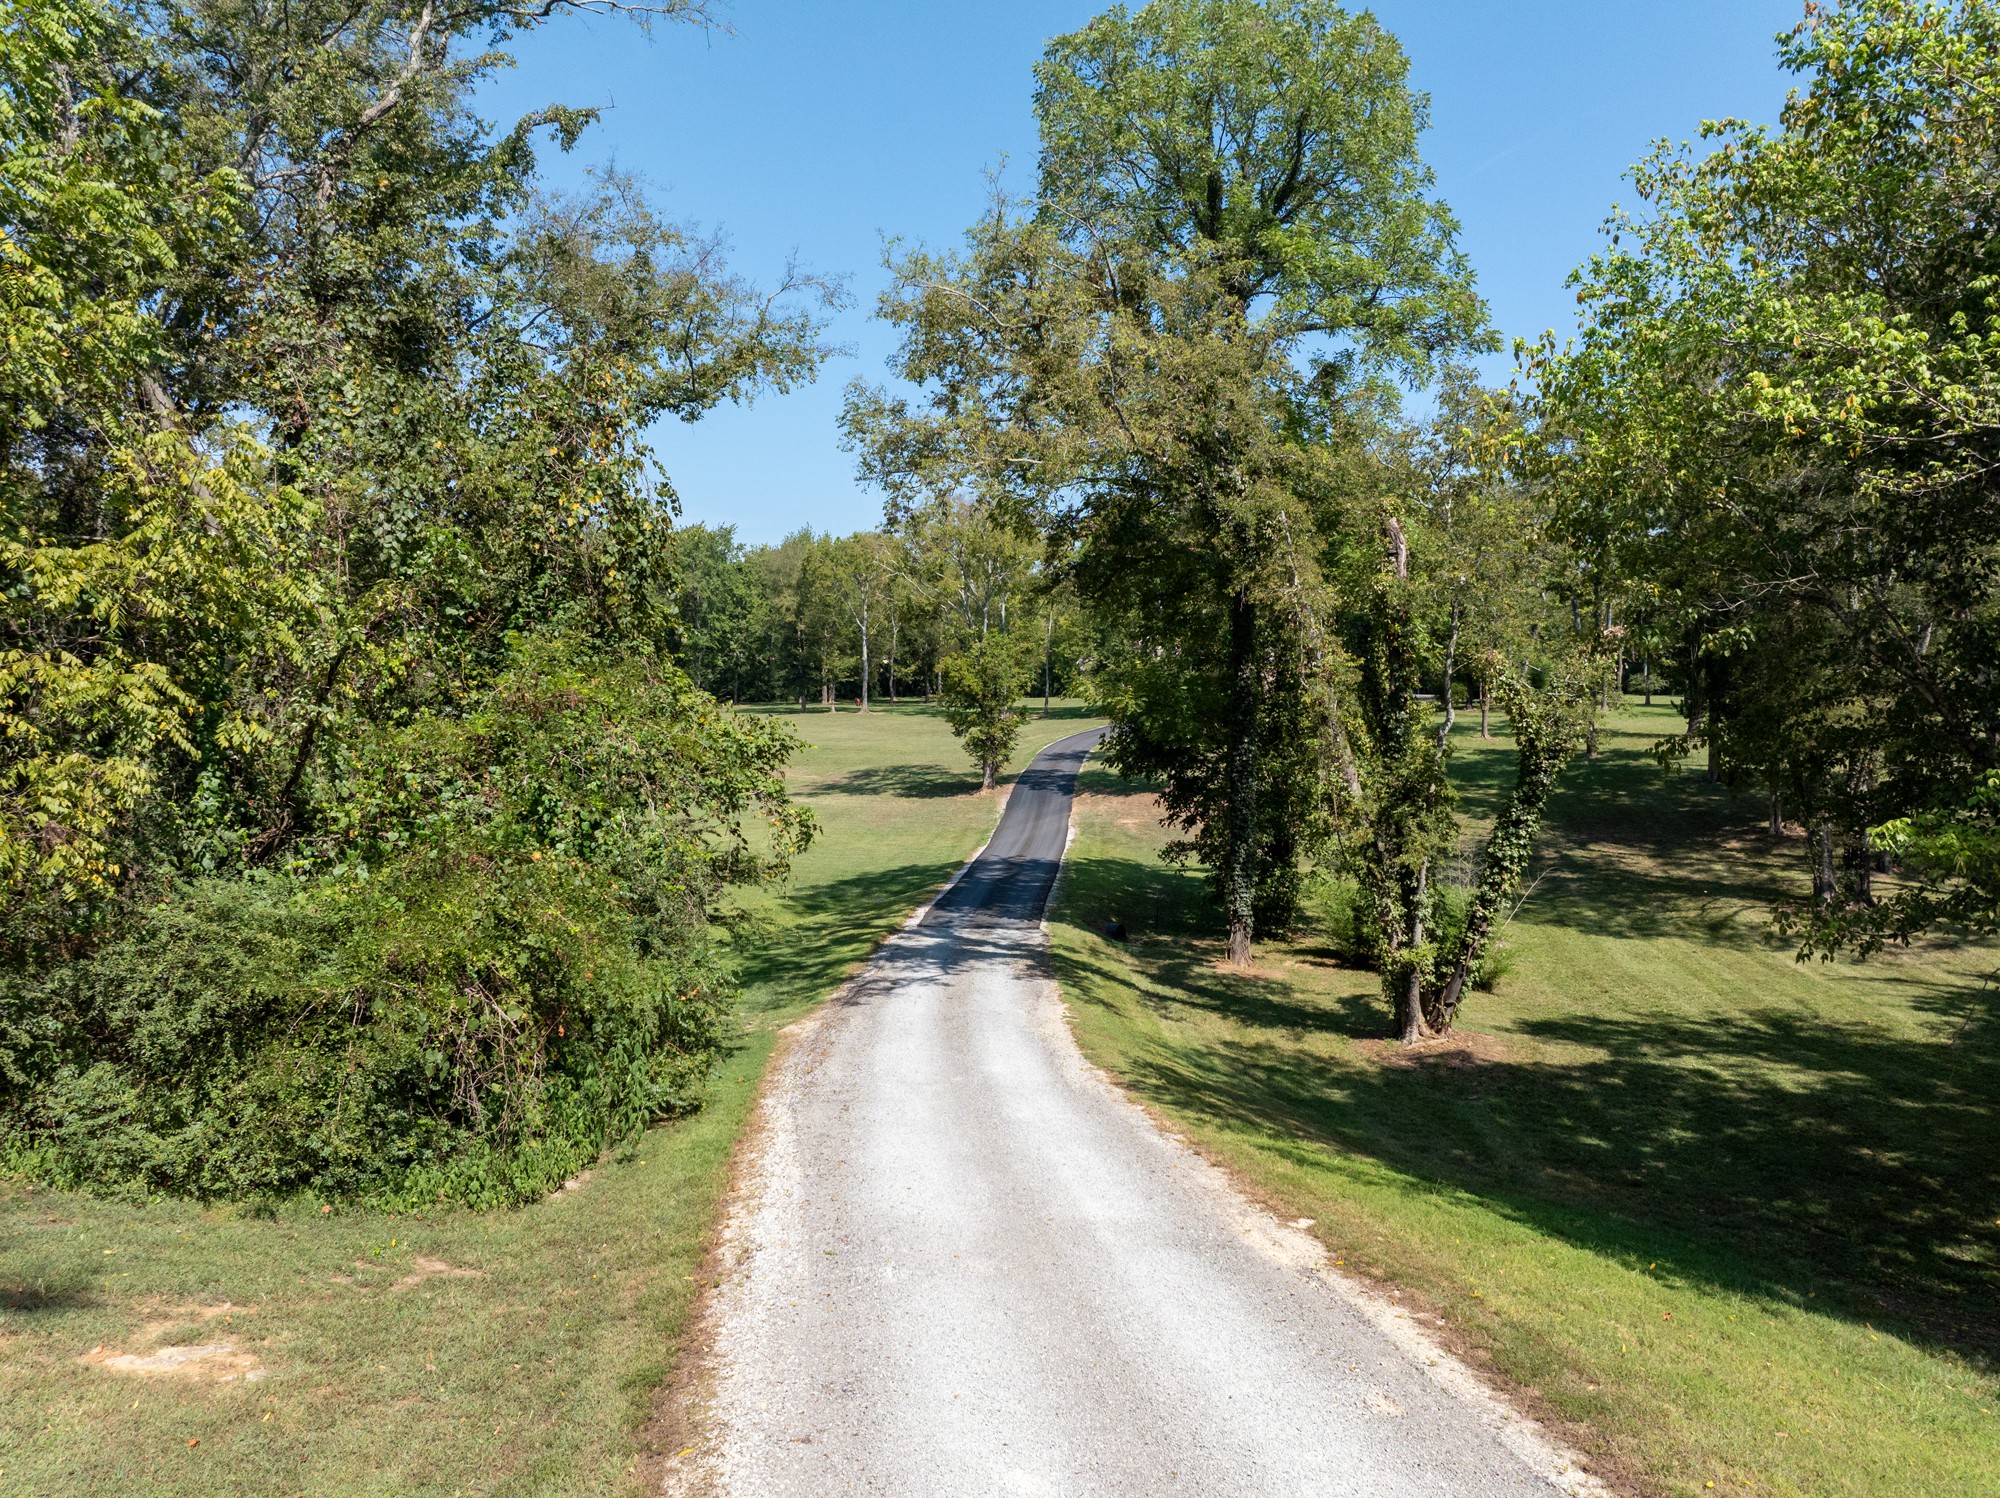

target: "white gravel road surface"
[689,729,1603,1497]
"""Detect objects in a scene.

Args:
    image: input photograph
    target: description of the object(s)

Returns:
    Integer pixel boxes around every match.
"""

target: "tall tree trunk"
[1373,513,1433,1034]
[1222,589,1259,967]
[1642,653,1652,706]
[1393,860,1432,1043]
[1599,598,1617,710]
[1478,677,1491,738]
[1701,659,1721,782]
[1426,691,1584,1035]
[1043,600,1054,714]
[1845,830,1874,904]
[858,600,871,711]
[1811,818,1838,910]
[1769,790,1784,837]
[1436,602,1460,751]
[1397,966,1429,1044]
[1684,647,1717,780]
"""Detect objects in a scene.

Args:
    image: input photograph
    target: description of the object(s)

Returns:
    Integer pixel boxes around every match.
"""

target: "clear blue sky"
[480,1,1803,545]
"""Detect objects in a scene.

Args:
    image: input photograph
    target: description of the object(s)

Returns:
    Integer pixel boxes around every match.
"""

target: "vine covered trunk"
[1368,670,1591,1043]
[1223,589,1260,966]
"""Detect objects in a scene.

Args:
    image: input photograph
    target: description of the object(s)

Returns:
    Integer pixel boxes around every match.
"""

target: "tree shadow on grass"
[815,763,973,800]
[1061,850,1385,1041]
[1074,762,1155,799]
[1060,722,2000,1364]
[729,860,967,1016]
[1451,727,1810,950]
[0,1267,97,1316]
[1056,851,2000,1370]
[1520,843,1795,949]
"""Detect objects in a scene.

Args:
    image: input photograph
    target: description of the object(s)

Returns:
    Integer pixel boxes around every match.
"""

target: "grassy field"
[1048,702,2000,1498]
[0,702,1099,1497]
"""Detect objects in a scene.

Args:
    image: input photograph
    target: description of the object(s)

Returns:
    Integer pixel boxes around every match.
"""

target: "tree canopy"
[1533,0,2000,956]
[0,0,833,1204]
[848,0,1506,967]
[16,0,1999,1216]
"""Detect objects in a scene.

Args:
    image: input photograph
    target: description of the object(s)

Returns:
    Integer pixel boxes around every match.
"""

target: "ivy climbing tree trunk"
[1375,669,1591,1042]
[1422,678,1590,1034]
[1223,589,1260,967]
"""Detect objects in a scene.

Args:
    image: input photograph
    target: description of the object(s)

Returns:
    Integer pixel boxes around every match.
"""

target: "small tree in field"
[940,639,1032,790]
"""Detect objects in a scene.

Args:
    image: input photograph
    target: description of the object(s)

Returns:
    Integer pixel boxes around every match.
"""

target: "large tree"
[847,0,1487,964]
[0,0,834,1203]
[1533,0,2000,954]
[1335,387,1599,1040]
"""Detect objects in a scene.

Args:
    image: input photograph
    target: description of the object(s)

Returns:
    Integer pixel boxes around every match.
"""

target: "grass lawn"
[1048,702,2000,1498]
[0,701,1100,1497]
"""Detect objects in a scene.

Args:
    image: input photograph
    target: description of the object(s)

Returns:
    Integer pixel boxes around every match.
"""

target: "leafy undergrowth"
[0,703,1100,1496]
[1048,703,2000,1498]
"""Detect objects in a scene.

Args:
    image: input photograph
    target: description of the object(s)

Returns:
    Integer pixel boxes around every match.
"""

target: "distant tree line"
[664,500,1092,712]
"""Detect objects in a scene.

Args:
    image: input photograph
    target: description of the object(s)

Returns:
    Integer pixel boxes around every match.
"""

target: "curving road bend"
[695,728,1599,1497]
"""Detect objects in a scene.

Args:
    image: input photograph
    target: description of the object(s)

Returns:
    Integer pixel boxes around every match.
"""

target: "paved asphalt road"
[697,729,1596,1497]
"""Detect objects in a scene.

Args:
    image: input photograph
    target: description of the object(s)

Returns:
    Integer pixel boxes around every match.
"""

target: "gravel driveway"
[691,729,1602,1497]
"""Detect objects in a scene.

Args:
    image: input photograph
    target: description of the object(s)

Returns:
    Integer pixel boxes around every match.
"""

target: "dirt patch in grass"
[85,1339,267,1383]
[1355,1030,1517,1069]
[84,1305,267,1384]
[386,1256,483,1290]
[1072,788,1162,830]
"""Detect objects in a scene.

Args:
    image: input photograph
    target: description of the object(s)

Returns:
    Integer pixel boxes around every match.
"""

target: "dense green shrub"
[0,640,812,1200]
[4,870,702,1206]
[0,645,808,1205]
[0,645,807,1206]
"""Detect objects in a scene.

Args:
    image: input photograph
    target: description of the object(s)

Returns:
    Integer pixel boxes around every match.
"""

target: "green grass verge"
[0,701,1100,1496]
[1047,703,1999,1498]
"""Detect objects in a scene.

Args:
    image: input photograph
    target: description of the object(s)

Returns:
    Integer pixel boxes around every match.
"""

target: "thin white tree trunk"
[859,598,871,711]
